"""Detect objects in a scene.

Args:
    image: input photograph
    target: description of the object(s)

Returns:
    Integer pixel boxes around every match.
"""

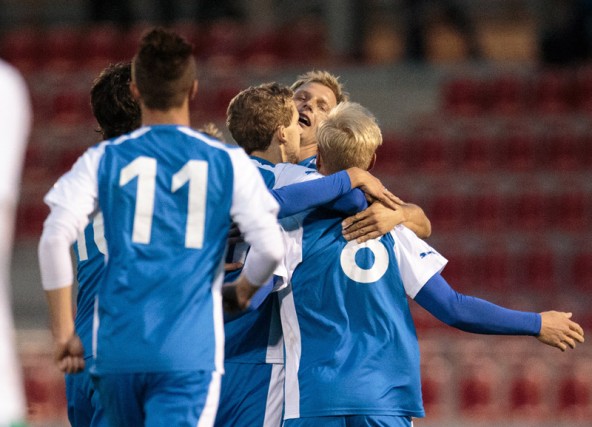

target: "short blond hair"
[291,70,349,104]
[316,102,382,173]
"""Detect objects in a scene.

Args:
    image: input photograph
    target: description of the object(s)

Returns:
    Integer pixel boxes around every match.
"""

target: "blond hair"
[316,102,382,173]
[291,70,349,104]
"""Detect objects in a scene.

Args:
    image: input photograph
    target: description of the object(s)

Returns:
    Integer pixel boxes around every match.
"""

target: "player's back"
[73,212,107,359]
[93,125,236,374]
[279,208,424,419]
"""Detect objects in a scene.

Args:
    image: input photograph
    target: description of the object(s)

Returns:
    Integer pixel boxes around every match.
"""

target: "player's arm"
[272,167,399,218]
[414,273,585,351]
[38,145,102,372]
[39,206,87,373]
[342,201,431,242]
[226,148,284,307]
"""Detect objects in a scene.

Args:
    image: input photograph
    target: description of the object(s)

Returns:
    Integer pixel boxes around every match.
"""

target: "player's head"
[316,102,381,175]
[198,122,224,140]
[90,62,141,140]
[226,82,301,163]
[131,27,197,111]
[291,70,349,148]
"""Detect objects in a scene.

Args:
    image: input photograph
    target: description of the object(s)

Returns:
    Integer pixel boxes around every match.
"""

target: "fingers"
[224,262,244,272]
[377,190,400,211]
[343,227,381,242]
[58,355,85,373]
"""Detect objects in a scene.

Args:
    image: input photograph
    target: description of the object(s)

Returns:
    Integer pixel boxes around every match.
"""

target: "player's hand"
[224,262,244,272]
[227,223,244,246]
[537,311,585,351]
[54,334,85,374]
[345,168,403,211]
[222,276,259,314]
[342,202,405,242]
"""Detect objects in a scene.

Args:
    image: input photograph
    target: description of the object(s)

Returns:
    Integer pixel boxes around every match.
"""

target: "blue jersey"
[45,125,281,376]
[72,212,106,360]
[224,157,319,365]
[298,155,317,169]
[277,209,447,419]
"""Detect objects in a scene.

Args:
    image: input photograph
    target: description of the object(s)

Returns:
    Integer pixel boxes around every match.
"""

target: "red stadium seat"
[50,90,92,125]
[550,191,590,232]
[457,356,500,418]
[426,192,466,232]
[37,26,84,71]
[465,191,505,232]
[485,74,527,116]
[440,76,483,116]
[509,191,551,231]
[507,357,551,420]
[473,247,512,293]
[0,27,41,72]
[374,133,407,174]
[495,122,537,171]
[571,250,592,293]
[530,70,572,115]
[406,127,453,173]
[538,125,581,171]
[457,129,495,172]
[556,358,592,419]
[78,24,123,70]
[572,66,592,112]
[518,244,557,294]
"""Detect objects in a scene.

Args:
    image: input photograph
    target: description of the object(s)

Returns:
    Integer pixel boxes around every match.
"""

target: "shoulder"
[274,162,320,186]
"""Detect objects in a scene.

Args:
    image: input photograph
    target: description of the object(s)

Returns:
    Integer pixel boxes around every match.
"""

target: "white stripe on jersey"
[262,363,285,427]
[278,284,302,419]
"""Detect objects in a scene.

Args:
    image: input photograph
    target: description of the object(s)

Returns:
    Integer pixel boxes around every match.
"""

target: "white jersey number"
[340,240,389,283]
[77,212,107,261]
[120,156,208,248]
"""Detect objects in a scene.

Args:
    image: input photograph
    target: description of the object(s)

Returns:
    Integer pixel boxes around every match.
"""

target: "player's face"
[293,82,338,149]
[282,101,302,164]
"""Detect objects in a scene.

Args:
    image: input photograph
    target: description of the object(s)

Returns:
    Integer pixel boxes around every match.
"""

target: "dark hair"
[132,27,197,110]
[90,62,141,139]
[226,82,294,154]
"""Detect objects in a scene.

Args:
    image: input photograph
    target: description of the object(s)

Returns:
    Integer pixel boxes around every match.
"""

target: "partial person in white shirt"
[0,58,32,427]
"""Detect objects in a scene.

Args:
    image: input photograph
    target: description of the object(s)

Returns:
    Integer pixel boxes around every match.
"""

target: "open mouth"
[298,114,311,127]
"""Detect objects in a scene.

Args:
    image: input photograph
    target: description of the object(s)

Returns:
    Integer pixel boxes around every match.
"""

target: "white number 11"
[119,157,208,248]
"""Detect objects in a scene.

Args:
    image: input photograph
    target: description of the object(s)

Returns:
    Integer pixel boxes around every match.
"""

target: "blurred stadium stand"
[2,1,591,426]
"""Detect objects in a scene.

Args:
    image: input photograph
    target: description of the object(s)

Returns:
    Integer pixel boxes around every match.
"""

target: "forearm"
[414,273,541,335]
[271,170,352,218]
[401,203,431,239]
[45,287,75,342]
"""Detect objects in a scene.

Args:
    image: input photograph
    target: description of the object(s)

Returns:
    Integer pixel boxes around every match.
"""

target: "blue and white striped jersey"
[44,125,282,375]
[224,156,320,365]
[72,212,107,359]
[276,207,447,419]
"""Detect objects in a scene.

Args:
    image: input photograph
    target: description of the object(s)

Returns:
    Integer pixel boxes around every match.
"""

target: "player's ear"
[367,153,377,171]
[276,125,287,144]
[189,80,198,100]
[316,151,323,172]
[130,81,141,101]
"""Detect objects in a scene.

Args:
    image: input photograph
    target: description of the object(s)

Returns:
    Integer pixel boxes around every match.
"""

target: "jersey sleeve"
[44,143,105,224]
[390,225,448,298]
[39,144,105,290]
[228,148,284,286]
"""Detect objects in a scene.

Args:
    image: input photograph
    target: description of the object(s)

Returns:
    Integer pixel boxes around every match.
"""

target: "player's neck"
[141,105,191,127]
[251,139,283,164]
[298,143,317,162]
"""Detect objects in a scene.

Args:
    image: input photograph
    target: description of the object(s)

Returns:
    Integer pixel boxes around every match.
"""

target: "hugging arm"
[414,273,585,351]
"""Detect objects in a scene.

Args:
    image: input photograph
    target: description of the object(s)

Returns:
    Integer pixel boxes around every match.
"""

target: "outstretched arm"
[414,273,584,351]
[342,201,431,243]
